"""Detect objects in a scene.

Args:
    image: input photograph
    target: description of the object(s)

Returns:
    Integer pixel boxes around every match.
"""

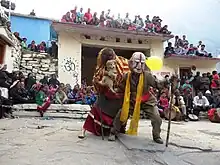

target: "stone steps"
[12,104,90,119]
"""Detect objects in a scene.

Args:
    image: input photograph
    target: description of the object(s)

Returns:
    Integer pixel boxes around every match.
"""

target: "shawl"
[120,72,144,135]
[93,48,129,91]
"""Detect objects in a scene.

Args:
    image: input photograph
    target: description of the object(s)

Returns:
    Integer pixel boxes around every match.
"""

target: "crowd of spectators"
[13,32,58,58]
[0,64,97,118]
[156,71,220,123]
[164,35,212,58]
[61,6,171,35]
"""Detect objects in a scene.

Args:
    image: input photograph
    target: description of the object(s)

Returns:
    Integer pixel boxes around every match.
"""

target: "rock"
[41,59,51,64]
[22,54,32,58]
[32,68,38,73]
[22,58,34,61]
[41,68,49,71]
[41,64,50,68]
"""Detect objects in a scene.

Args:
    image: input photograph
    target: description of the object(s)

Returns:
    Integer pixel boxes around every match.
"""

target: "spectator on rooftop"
[182,35,189,46]
[28,40,38,52]
[38,41,47,53]
[21,38,27,49]
[174,36,182,48]
[99,11,105,27]
[174,45,184,55]
[84,8,92,24]
[91,12,99,26]
[30,9,36,16]
[196,44,208,57]
[76,7,84,24]
[164,42,175,56]
[187,44,196,55]
[48,41,58,58]
[13,32,22,42]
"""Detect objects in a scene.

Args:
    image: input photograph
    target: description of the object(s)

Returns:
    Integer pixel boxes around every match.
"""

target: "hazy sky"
[13,0,220,55]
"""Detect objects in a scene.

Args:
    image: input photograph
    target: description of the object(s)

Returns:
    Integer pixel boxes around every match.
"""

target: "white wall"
[58,32,82,87]
[4,46,13,72]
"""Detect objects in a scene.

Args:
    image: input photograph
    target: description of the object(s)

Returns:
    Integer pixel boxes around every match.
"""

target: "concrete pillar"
[58,32,82,87]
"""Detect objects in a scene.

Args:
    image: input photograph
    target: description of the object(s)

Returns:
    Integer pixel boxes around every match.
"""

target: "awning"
[0,27,14,46]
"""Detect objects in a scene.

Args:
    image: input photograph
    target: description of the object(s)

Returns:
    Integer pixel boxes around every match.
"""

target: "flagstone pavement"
[0,118,219,165]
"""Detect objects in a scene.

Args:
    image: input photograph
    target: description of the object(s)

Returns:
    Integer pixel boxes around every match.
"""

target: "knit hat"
[205,90,211,94]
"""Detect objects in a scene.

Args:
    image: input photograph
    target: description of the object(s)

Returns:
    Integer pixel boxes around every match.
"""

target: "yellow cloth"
[120,72,144,135]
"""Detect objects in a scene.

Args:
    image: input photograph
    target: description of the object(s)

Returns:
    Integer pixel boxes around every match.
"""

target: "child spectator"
[35,84,51,117]
[159,92,169,110]
[21,38,27,49]
[38,42,47,53]
[55,86,68,104]
[28,40,38,52]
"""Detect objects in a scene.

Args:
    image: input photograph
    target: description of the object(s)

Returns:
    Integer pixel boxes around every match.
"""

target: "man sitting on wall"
[193,91,210,117]
[164,42,175,56]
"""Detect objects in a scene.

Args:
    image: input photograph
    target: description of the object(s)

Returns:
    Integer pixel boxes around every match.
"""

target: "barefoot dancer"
[78,48,129,138]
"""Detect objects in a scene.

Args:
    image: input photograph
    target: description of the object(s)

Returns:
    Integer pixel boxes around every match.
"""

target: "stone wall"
[11,35,22,71]
[19,50,58,80]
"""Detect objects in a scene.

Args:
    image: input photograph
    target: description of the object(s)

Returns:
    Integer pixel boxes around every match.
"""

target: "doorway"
[81,45,150,85]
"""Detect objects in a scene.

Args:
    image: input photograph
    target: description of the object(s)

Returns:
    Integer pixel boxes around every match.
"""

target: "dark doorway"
[81,46,150,85]
[179,67,191,79]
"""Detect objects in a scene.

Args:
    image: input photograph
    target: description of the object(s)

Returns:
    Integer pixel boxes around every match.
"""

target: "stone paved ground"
[0,118,219,165]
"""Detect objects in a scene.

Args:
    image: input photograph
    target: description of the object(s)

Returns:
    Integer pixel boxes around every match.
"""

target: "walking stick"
[165,72,178,147]
[165,89,174,147]
[98,95,105,140]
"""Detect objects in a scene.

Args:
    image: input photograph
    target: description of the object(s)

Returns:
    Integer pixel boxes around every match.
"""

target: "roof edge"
[11,12,59,22]
[52,21,174,41]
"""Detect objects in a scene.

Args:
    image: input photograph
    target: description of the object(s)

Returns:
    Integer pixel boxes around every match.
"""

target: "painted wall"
[10,15,53,45]
[153,58,218,79]
[58,32,82,87]
[57,32,165,86]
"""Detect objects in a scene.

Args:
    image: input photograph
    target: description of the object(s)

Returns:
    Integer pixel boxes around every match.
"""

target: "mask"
[129,52,146,74]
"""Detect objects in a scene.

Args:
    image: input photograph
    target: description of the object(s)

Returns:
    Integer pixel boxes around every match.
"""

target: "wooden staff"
[165,71,178,147]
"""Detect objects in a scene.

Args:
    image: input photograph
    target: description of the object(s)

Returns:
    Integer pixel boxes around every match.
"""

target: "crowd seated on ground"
[13,32,58,58]
[156,70,220,123]
[61,6,171,35]
[164,35,212,58]
[0,63,219,123]
[0,64,97,118]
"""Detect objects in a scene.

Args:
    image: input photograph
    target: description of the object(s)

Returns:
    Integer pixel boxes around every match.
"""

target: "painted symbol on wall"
[61,57,79,74]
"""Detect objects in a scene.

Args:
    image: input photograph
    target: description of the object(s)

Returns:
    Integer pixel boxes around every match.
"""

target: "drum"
[188,109,199,121]
[188,114,199,121]
[164,106,180,120]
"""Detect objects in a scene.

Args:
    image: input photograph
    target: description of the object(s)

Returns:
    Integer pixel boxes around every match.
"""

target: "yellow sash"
[120,72,144,135]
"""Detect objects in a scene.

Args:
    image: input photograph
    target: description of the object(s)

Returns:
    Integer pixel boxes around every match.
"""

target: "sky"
[12,0,220,56]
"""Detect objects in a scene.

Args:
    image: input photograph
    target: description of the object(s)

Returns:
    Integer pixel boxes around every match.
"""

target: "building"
[10,13,57,45]
[52,22,173,86]
[163,55,220,78]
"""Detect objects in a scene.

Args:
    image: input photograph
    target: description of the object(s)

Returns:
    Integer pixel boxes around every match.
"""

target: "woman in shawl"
[78,47,129,139]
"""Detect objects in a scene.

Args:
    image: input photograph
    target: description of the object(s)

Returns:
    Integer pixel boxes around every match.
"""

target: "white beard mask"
[129,52,146,74]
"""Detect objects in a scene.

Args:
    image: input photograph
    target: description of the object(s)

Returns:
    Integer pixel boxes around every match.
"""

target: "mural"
[61,57,80,86]
[61,57,79,73]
